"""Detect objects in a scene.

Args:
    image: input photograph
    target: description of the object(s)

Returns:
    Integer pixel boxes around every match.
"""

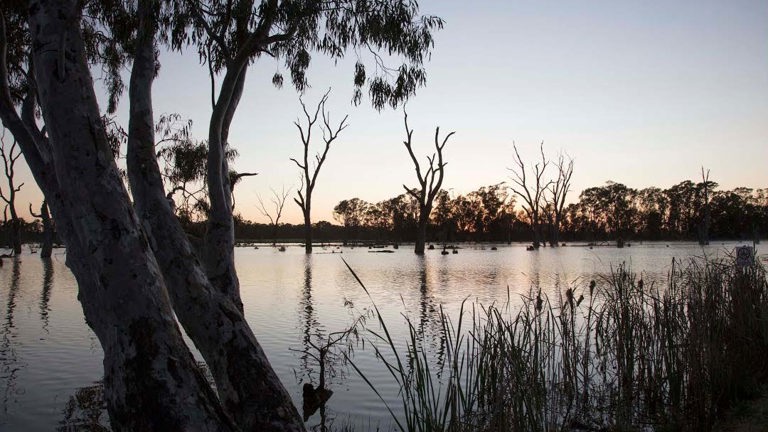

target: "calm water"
[0,241,762,431]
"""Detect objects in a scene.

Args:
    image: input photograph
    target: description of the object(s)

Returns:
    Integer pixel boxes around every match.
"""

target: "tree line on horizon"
[217,179,766,245]
[7,178,765,248]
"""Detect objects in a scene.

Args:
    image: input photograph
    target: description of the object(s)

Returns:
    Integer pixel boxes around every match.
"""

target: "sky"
[6,0,768,225]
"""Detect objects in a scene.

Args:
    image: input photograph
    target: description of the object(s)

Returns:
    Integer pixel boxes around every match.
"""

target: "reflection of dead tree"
[509,142,551,249]
[291,90,349,254]
[57,381,109,431]
[292,313,369,422]
[40,258,53,333]
[292,264,371,423]
[0,130,23,254]
[401,111,454,255]
[547,151,574,246]
[29,200,54,258]
[2,258,20,410]
[257,186,292,246]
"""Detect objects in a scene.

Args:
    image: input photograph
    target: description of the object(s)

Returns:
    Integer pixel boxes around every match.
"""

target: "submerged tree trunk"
[303,206,312,254]
[415,211,428,255]
[30,200,53,257]
[532,214,541,249]
[24,2,237,429]
[552,213,561,247]
[126,3,303,430]
[9,208,20,254]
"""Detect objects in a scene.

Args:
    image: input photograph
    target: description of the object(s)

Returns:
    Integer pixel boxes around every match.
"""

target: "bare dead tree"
[508,142,551,249]
[257,185,292,246]
[698,167,711,246]
[401,111,455,254]
[291,90,349,254]
[547,151,574,246]
[0,129,23,254]
[29,200,53,258]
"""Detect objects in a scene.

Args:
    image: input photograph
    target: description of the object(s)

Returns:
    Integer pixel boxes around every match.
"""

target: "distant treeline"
[224,180,766,245]
[3,180,765,248]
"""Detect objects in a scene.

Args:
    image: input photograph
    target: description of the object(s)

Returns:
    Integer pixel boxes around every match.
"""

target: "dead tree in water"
[547,151,574,246]
[400,111,454,254]
[509,142,550,249]
[698,167,712,246]
[0,130,22,254]
[291,90,348,254]
[29,200,53,258]
[257,185,292,246]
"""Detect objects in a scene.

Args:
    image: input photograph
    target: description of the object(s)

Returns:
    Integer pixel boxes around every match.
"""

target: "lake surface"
[0,241,763,431]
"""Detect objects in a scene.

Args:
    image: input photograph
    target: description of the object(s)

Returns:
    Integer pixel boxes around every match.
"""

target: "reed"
[346,253,768,431]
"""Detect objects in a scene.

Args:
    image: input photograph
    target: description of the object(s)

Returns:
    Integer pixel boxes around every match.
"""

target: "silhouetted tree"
[29,200,53,258]
[291,91,349,254]
[0,129,22,254]
[547,152,574,246]
[400,112,454,254]
[697,167,713,245]
[509,143,550,248]
[333,198,369,244]
[257,185,292,245]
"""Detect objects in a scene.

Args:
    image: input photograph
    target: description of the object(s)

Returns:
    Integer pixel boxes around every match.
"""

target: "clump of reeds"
[346,253,768,432]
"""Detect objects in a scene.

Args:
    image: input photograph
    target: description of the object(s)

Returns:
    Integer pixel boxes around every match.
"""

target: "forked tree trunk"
[126,3,303,429]
[27,2,236,429]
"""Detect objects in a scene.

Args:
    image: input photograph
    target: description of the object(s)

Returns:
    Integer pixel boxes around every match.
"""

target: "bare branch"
[398,111,454,253]
[257,185,291,227]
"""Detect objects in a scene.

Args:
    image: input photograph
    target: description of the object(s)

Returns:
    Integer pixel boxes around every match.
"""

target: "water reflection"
[1,257,22,413]
[56,381,109,431]
[297,255,322,385]
[40,258,54,333]
[295,255,335,427]
[415,258,446,368]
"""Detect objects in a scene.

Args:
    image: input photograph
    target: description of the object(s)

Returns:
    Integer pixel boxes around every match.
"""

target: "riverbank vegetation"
[7,178,763,250]
[151,180,766,247]
[351,255,768,431]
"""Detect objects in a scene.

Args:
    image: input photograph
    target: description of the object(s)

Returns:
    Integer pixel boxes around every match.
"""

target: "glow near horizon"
[10,0,768,225]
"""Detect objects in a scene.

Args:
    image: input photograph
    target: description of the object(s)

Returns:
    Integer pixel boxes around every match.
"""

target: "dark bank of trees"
[318,180,767,245]
[564,181,767,243]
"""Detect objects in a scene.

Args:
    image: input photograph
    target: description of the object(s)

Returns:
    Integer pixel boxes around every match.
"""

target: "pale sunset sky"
[9,0,768,224]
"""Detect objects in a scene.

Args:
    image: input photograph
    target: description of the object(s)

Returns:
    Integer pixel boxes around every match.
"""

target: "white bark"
[126,2,303,429]
[25,1,237,429]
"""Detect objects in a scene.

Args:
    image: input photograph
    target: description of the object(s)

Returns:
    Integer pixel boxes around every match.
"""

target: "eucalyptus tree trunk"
[126,3,303,429]
[204,61,248,311]
[23,2,237,429]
